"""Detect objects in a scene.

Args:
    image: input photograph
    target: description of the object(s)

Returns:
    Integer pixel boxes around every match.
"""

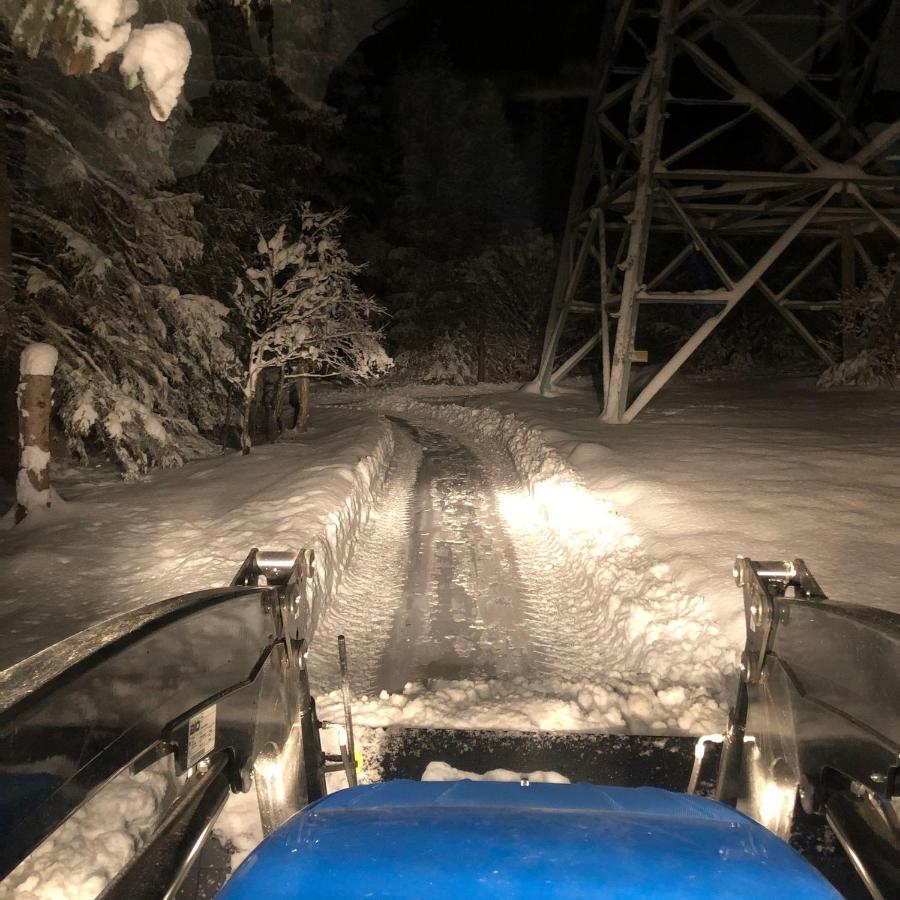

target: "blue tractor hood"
[219,780,840,898]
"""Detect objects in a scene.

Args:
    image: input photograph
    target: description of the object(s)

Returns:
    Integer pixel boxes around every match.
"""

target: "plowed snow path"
[311,408,731,735]
[311,419,537,693]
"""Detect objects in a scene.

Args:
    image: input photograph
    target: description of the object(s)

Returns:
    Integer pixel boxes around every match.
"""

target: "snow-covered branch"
[4,0,191,121]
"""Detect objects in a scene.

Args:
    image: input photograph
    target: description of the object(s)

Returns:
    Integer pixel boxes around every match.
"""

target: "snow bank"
[466,378,900,622]
[0,413,396,896]
[120,24,191,122]
[304,421,395,640]
[19,343,58,377]
[0,411,394,668]
[317,674,726,737]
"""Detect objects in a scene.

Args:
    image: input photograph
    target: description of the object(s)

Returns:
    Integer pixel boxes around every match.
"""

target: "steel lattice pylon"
[536,0,900,422]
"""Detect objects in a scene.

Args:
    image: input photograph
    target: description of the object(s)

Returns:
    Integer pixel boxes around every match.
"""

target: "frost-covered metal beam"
[707,0,868,146]
[849,186,900,244]
[536,0,898,422]
[718,240,837,368]
[675,38,828,169]
[602,0,678,423]
[535,0,636,392]
[622,191,836,422]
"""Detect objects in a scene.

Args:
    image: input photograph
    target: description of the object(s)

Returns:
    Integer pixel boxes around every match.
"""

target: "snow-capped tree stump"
[15,343,58,524]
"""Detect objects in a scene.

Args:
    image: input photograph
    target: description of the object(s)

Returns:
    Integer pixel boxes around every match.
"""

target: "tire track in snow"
[309,425,420,692]
[376,422,534,692]
[308,412,626,694]
[310,420,542,694]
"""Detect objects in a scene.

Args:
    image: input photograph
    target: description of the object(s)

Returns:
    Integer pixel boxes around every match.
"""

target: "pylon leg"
[602,0,676,423]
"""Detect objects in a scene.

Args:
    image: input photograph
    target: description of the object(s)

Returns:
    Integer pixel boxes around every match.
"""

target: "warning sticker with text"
[186,704,216,768]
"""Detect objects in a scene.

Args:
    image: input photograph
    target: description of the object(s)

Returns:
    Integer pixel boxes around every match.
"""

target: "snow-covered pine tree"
[819,261,900,387]
[5,43,236,478]
[232,205,391,450]
[183,0,348,304]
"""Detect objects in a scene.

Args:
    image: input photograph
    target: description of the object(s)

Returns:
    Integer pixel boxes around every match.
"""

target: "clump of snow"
[818,350,897,388]
[25,270,66,298]
[119,24,191,122]
[20,446,51,475]
[72,0,137,70]
[0,758,175,899]
[82,23,133,70]
[74,0,137,42]
[213,788,263,873]
[317,675,726,737]
[422,761,570,784]
[20,343,58,377]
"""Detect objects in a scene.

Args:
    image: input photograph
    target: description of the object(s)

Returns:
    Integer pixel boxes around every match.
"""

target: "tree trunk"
[0,139,16,484]
[221,402,233,452]
[274,367,286,434]
[263,376,277,444]
[0,154,12,363]
[293,375,310,432]
[477,321,487,383]
[241,367,260,455]
[15,343,57,524]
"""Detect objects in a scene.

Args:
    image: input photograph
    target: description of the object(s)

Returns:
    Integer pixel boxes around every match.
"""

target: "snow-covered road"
[311,419,535,693]
[312,408,731,736]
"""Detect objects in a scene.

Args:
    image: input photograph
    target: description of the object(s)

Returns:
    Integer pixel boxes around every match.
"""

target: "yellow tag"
[354,749,363,771]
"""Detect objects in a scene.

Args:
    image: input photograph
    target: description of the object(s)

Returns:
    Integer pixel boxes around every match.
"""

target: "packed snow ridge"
[316,674,727,738]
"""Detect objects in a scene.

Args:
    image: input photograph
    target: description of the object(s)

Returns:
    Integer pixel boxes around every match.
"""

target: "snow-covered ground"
[310,398,732,737]
[0,408,392,671]
[2,374,895,897]
[462,376,900,636]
